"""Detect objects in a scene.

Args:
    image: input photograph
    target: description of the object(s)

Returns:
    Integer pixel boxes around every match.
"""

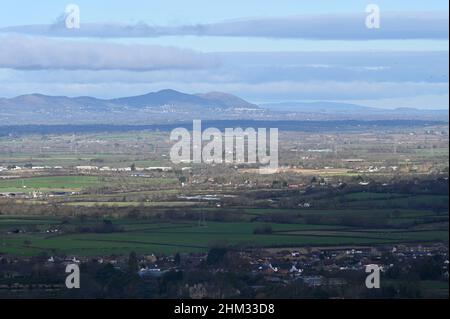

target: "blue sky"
[1,0,448,25]
[0,0,448,108]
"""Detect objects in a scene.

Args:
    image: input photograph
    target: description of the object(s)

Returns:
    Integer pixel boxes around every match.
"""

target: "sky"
[0,0,448,109]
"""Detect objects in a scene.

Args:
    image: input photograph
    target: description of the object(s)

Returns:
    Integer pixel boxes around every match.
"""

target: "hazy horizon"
[1,89,449,111]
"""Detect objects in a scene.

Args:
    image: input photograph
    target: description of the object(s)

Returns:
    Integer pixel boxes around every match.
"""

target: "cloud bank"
[0,36,219,71]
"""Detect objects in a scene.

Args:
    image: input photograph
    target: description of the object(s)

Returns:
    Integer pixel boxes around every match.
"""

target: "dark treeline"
[0,120,446,136]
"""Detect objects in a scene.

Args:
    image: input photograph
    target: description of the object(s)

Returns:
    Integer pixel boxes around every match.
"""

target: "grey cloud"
[2,50,447,82]
[199,12,449,39]
[1,12,448,39]
[0,36,219,71]
[1,50,447,100]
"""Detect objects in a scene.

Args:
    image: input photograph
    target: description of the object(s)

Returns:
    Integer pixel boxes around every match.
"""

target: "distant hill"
[260,101,377,113]
[0,89,258,111]
[261,101,449,120]
[0,91,448,125]
[108,89,257,109]
[195,92,259,109]
[111,89,205,108]
[0,89,263,124]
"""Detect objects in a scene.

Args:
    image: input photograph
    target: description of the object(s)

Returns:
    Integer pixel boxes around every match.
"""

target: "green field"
[0,214,447,256]
[0,176,102,192]
[0,175,178,193]
[0,186,448,257]
[0,159,448,257]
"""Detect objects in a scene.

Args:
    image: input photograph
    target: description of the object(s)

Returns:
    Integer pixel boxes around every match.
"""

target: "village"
[0,242,448,298]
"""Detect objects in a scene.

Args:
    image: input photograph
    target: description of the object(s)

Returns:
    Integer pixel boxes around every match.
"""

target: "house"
[289,265,303,274]
[31,166,46,170]
[76,165,98,171]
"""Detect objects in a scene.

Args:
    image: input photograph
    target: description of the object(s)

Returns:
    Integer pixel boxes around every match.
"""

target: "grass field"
[0,176,102,193]
[0,175,179,193]
[0,214,447,256]
[0,186,448,257]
